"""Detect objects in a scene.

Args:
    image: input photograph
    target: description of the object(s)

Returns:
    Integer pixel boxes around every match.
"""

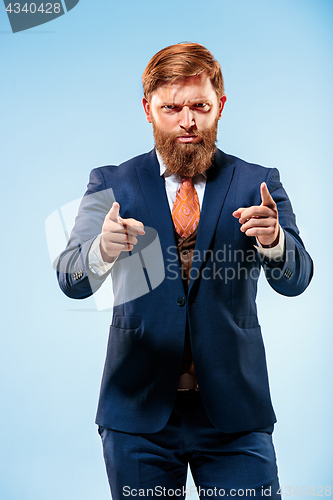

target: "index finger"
[260,182,276,208]
[106,201,120,221]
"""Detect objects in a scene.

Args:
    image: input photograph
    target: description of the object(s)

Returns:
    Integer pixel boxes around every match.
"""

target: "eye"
[194,103,207,109]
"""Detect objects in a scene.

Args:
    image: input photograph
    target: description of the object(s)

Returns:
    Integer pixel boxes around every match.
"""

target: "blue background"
[1,0,332,498]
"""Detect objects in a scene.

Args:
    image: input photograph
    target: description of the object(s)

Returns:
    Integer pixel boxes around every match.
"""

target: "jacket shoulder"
[216,149,280,192]
[92,150,155,179]
[216,149,273,175]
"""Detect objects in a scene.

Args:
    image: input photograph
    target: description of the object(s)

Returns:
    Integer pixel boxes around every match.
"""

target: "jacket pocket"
[235,315,259,329]
[111,315,141,330]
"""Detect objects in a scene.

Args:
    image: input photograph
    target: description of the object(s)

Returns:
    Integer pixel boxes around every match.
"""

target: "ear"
[218,94,227,119]
[142,97,152,123]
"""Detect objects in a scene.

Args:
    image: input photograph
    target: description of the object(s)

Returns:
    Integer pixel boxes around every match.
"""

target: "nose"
[179,106,195,130]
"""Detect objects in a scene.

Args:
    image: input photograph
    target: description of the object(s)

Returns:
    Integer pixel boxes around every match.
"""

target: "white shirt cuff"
[88,234,116,277]
[254,226,285,261]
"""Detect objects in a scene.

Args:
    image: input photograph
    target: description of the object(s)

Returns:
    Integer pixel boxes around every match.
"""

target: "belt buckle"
[177,373,199,391]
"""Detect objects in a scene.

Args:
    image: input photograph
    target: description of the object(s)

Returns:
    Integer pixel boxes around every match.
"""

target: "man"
[57,43,313,499]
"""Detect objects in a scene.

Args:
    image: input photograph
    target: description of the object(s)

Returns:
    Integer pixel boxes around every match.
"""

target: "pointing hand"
[100,202,145,262]
[232,183,280,247]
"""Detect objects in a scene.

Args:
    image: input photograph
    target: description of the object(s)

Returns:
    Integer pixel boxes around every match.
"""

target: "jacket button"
[177,297,186,307]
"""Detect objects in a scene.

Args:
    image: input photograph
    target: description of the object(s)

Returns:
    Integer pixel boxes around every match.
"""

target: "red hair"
[142,42,224,101]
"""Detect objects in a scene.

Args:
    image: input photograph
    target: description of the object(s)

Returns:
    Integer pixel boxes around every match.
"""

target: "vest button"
[177,297,186,307]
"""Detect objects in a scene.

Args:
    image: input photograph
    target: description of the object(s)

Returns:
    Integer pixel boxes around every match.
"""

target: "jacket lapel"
[135,150,184,290]
[188,149,235,293]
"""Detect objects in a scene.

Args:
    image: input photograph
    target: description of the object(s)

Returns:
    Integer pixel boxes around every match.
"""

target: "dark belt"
[178,373,199,391]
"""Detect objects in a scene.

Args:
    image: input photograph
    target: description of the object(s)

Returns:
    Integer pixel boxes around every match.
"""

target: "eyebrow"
[161,98,211,106]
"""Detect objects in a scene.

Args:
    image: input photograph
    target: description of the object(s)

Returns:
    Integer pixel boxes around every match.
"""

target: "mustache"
[164,129,205,142]
[159,130,208,149]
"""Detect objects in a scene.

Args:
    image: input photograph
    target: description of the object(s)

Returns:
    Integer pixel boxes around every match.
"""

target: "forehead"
[152,74,217,104]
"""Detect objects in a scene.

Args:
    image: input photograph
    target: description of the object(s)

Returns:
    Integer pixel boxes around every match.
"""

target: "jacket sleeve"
[260,167,313,296]
[56,168,116,299]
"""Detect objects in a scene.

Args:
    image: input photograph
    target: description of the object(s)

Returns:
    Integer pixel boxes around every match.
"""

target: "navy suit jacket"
[57,149,313,434]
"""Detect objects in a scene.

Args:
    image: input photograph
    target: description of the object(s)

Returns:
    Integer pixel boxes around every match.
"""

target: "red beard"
[152,117,219,177]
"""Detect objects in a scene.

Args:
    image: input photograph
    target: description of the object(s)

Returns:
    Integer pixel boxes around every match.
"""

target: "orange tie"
[172,177,200,238]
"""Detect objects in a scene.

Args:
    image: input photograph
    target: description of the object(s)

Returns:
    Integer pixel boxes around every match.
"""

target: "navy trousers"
[98,391,281,500]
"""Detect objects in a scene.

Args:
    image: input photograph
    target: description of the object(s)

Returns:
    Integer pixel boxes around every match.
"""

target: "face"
[143,74,226,176]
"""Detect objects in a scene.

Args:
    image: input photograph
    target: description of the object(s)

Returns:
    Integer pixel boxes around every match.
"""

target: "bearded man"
[57,43,313,499]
